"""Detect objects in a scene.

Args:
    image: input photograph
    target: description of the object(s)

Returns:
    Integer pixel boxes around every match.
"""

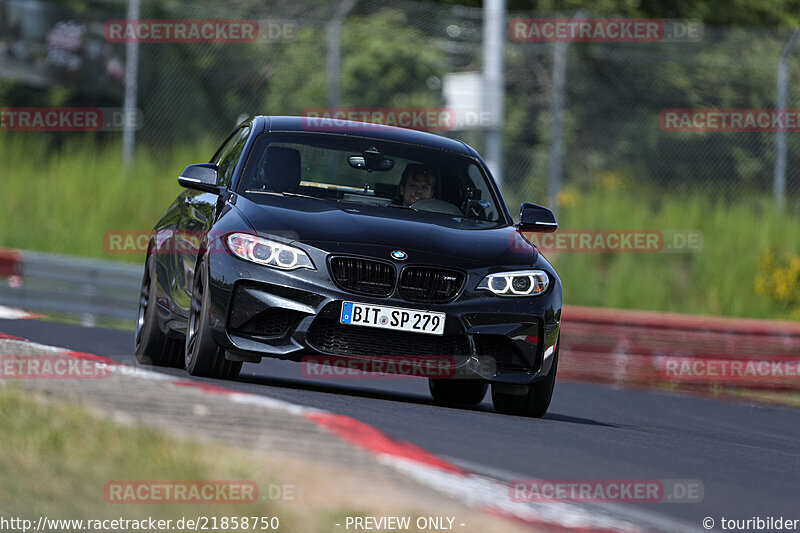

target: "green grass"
[0,386,391,530]
[2,135,799,320]
[0,134,210,263]
[513,187,800,320]
[0,386,276,518]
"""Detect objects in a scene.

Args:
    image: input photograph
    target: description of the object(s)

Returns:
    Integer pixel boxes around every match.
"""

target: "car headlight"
[477,270,549,296]
[226,233,314,271]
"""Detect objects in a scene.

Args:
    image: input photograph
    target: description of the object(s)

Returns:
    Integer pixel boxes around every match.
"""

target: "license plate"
[340,302,445,336]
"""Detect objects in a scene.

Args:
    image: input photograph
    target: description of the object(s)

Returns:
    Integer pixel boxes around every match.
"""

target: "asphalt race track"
[2,316,799,532]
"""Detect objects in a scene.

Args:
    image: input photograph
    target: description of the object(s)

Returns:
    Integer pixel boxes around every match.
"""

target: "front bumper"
[205,251,561,385]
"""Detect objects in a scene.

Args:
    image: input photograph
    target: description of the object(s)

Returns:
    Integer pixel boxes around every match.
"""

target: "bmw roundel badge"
[391,250,408,261]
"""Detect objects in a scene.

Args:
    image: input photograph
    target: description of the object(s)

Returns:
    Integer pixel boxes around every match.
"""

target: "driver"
[398,163,436,206]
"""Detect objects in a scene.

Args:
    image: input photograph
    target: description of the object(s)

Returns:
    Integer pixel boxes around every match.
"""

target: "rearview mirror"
[348,155,395,172]
[517,203,557,232]
[178,164,220,193]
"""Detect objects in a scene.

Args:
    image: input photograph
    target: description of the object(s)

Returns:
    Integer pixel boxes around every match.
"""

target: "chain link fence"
[2,0,799,209]
[506,23,800,206]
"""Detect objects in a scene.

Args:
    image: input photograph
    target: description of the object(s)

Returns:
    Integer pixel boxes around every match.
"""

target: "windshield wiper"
[281,192,326,200]
[245,190,326,200]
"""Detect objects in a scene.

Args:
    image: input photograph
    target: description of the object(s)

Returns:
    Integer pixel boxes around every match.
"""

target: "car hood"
[234,194,536,270]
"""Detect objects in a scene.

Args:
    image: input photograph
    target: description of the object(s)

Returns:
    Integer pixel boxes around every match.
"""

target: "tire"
[492,337,559,418]
[429,378,488,406]
[185,256,242,380]
[135,254,183,367]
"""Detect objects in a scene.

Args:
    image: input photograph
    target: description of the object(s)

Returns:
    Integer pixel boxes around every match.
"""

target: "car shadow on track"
[543,413,618,427]
[236,373,618,427]
[239,372,491,408]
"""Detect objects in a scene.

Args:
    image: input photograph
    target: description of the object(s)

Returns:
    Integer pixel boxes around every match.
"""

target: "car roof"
[255,116,477,156]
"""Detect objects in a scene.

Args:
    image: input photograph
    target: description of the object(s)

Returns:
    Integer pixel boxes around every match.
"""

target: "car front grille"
[399,266,465,303]
[329,257,396,296]
[307,304,468,357]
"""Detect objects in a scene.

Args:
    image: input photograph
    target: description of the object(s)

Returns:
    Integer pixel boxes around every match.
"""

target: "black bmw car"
[135,116,562,417]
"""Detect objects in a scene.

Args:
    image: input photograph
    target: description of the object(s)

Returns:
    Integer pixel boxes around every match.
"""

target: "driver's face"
[401,174,434,206]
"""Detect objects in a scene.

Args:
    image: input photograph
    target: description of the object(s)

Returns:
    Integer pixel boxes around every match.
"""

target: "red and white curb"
[0,333,699,533]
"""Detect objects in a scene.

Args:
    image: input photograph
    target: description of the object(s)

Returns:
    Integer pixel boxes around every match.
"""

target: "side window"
[211,130,238,166]
[215,127,250,187]
[467,164,499,221]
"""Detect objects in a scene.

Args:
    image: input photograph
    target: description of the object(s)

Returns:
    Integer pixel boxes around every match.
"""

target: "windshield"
[238,132,503,223]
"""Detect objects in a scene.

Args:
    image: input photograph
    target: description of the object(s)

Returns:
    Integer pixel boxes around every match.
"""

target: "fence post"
[774,29,800,212]
[547,38,568,211]
[121,0,140,170]
[482,0,506,189]
[326,0,357,109]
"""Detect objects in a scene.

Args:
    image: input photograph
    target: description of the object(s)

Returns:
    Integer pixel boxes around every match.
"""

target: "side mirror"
[178,164,220,193]
[517,203,558,232]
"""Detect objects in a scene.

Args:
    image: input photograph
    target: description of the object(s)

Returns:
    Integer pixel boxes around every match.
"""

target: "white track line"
[0,305,40,320]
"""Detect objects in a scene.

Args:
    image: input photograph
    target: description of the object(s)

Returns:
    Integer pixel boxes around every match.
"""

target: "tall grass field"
[2,134,798,321]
